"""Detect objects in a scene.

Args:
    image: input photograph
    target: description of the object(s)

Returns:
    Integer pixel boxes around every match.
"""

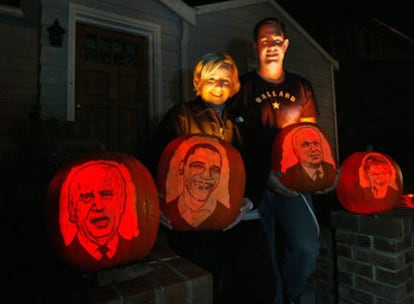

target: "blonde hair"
[193,52,240,97]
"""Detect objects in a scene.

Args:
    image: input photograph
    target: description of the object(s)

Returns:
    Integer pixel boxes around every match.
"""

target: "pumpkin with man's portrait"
[271,122,337,193]
[336,151,403,214]
[45,151,160,272]
[156,134,245,231]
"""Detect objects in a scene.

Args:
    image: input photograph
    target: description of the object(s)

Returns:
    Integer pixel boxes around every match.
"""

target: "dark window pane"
[85,34,97,60]
[113,40,125,65]
[100,37,111,64]
[125,43,137,67]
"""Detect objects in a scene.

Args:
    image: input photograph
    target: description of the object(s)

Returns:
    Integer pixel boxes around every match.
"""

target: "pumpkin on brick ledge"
[336,151,403,214]
[156,134,245,231]
[45,151,160,272]
[271,122,337,193]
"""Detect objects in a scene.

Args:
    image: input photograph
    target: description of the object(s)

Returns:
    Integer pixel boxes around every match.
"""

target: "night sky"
[276,0,413,46]
[184,1,412,42]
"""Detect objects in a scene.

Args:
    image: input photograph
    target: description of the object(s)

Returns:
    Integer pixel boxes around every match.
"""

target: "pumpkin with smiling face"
[336,151,403,214]
[45,151,160,272]
[271,122,337,193]
[156,134,245,231]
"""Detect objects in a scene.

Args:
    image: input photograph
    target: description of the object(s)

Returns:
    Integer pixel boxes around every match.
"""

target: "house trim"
[0,4,23,17]
[330,65,339,162]
[160,0,197,25]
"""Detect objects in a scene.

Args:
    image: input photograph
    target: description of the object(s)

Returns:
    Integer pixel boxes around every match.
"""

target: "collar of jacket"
[190,97,228,118]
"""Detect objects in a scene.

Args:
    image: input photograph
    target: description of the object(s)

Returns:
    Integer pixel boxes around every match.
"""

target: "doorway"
[75,23,150,158]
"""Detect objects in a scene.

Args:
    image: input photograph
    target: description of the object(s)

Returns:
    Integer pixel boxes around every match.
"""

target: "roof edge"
[160,0,197,25]
[370,18,414,45]
[269,1,340,70]
[194,0,340,70]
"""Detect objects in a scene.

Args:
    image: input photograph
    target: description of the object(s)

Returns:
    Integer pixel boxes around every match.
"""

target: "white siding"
[39,0,184,123]
[185,1,339,159]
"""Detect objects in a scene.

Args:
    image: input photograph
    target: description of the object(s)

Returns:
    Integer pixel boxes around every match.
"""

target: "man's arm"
[299,117,317,124]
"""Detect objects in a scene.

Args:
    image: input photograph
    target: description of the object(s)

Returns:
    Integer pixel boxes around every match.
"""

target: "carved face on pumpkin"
[360,153,397,199]
[59,160,139,260]
[164,136,231,227]
[292,127,323,170]
[271,123,337,192]
[180,143,222,203]
[68,163,126,244]
[336,151,402,214]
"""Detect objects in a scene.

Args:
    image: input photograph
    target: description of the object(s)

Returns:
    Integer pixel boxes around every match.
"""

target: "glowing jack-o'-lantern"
[45,151,160,272]
[271,122,337,192]
[336,151,403,214]
[156,134,245,231]
[399,194,414,208]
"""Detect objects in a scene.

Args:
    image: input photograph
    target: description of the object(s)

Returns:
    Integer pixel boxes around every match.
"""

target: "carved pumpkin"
[271,122,337,192]
[156,134,245,231]
[45,151,160,272]
[336,151,403,214]
[398,194,414,208]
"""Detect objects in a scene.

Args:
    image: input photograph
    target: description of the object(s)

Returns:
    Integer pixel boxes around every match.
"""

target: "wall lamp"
[47,18,65,47]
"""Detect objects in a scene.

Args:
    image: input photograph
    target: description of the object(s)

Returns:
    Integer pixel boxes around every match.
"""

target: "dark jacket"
[146,97,244,177]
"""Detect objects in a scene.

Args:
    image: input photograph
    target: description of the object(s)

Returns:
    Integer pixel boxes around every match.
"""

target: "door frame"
[67,3,161,123]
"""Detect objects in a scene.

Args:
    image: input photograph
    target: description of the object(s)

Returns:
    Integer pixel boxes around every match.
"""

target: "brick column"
[330,209,414,304]
[314,225,338,304]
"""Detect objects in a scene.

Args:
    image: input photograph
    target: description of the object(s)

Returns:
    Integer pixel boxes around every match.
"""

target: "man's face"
[183,147,222,202]
[367,164,391,199]
[73,165,125,244]
[255,23,288,65]
[294,129,322,168]
[200,66,233,105]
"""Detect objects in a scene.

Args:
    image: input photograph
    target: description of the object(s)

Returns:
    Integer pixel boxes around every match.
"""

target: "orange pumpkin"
[156,134,245,231]
[398,194,414,208]
[336,151,403,214]
[271,122,337,192]
[45,151,160,272]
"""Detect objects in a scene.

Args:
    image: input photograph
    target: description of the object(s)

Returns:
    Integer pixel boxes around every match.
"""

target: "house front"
[1,0,339,164]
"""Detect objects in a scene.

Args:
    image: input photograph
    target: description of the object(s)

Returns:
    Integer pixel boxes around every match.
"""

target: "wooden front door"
[76,23,149,159]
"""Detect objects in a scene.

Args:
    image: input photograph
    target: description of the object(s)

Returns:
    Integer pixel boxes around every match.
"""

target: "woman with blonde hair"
[147,52,273,304]
[149,52,242,160]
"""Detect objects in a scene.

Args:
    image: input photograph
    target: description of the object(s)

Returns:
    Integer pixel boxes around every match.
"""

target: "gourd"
[271,122,337,192]
[336,151,403,214]
[45,151,160,272]
[156,134,245,231]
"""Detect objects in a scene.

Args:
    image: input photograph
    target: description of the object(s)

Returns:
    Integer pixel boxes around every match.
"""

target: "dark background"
[184,0,412,40]
[276,0,413,45]
[185,0,414,192]
[280,0,414,193]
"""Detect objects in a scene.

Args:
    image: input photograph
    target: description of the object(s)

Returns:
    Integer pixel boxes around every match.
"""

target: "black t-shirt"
[234,70,319,206]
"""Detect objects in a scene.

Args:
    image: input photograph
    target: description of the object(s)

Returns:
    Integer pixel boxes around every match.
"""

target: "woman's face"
[200,66,233,105]
[367,164,391,199]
